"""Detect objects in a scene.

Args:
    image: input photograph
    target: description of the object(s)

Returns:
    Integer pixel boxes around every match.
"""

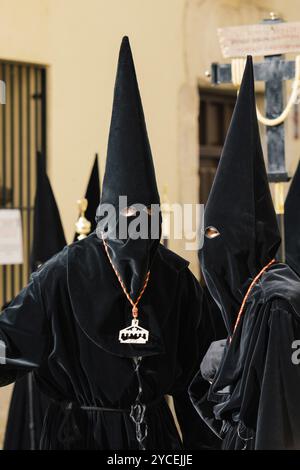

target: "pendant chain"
[231,258,276,341]
[101,233,150,319]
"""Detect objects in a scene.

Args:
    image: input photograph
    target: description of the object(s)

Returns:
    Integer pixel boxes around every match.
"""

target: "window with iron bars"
[0,60,47,307]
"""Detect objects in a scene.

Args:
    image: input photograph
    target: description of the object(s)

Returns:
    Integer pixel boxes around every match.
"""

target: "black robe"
[3,373,49,449]
[0,232,213,450]
[190,262,300,449]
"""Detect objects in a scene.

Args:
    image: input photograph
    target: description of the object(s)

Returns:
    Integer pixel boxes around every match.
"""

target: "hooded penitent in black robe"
[3,152,67,450]
[0,37,214,450]
[189,57,300,450]
[73,154,101,242]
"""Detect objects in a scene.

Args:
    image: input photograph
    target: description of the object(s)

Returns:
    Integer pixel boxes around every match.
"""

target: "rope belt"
[64,395,164,413]
[57,396,164,449]
[58,358,154,450]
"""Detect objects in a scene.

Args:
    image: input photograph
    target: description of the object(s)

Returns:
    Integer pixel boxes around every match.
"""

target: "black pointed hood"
[31,152,66,271]
[74,154,101,241]
[200,56,281,333]
[100,36,160,209]
[96,37,161,300]
[285,161,300,276]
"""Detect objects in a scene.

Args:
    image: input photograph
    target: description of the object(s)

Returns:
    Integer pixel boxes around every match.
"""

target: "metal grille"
[0,61,47,306]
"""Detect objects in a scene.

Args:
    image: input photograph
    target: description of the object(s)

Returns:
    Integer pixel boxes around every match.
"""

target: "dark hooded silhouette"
[73,154,101,241]
[97,36,161,301]
[190,57,300,449]
[199,57,280,334]
[31,152,66,270]
[3,152,66,450]
[0,37,215,450]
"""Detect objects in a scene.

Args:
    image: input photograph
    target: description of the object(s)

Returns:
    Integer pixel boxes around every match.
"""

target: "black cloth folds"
[3,374,49,450]
[207,264,300,449]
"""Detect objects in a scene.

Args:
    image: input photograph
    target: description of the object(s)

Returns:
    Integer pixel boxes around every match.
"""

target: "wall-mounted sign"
[0,209,23,265]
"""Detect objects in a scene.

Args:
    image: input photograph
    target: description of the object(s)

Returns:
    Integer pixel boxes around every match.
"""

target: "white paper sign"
[218,22,300,58]
[0,209,23,265]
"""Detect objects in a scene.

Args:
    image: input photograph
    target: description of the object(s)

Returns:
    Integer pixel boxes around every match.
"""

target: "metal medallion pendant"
[101,234,151,346]
[119,318,149,344]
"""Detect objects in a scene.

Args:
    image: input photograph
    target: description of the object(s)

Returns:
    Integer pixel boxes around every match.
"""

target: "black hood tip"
[99,35,160,211]
[205,52,280,253]
[121,35,130,45]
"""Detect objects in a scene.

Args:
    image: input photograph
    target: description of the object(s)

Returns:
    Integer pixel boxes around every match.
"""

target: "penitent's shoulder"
[156,243,190,273]
[257,263,300,319]
[33,233,194,287]
[155,244,201,297]
[68,233,191,273]
[31,245,69,284]
[32,233,100,281]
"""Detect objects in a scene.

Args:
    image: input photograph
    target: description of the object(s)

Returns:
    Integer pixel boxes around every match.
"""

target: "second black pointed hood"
[200,57,281,333]
[285,161,300,276]
[96,37,161,300]
[74,154,101,241]
[31,152,66,272]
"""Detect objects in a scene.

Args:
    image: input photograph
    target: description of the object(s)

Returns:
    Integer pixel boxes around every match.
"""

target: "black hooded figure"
[189,57,300,449]
[73,154,101,241]
[285,160,300,276]
[3,152,66,450]
[0,37,215,450]
[31,152,67,271]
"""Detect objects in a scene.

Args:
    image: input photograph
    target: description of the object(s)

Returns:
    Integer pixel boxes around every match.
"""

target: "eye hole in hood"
[120,205,153,217]
[205,226,220,239]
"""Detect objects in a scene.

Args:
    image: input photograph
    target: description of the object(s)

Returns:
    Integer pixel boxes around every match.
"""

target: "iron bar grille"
[0,61,47,306]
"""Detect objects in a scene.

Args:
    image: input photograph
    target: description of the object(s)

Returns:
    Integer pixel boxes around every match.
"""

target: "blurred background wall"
[0,0,300,447]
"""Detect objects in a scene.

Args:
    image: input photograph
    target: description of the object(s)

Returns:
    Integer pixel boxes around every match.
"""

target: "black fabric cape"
[0,233,215,450]
[190,263,300,449]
